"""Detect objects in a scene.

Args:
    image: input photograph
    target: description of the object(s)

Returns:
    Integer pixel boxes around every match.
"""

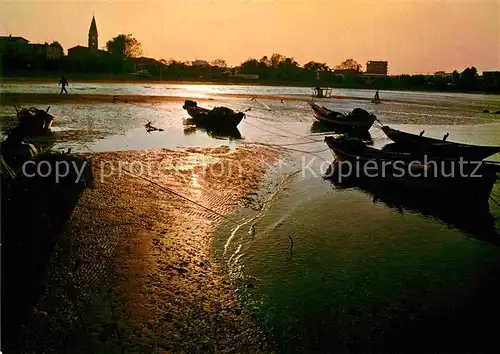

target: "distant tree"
[277,57,300,80]
[240,58,260,74]
[106,34,142,59]
[303,61,330,72]
[159,59,168,66]
[50,41,64,54]
[460,66,479,89]
[335,58,362,72]
[270,53,286,68]
[211,59,227,68]
[259,55,270,67]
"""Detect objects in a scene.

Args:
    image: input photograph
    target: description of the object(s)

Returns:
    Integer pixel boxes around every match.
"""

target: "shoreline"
[2,76,498,95]
[19,145,278,353]
[0,91,425,106]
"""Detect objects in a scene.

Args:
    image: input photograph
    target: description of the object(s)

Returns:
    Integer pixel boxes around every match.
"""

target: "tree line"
[1,33,498,93]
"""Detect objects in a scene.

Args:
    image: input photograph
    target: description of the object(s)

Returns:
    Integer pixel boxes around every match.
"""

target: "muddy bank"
[1,91,383,106]
[18,145,278,353]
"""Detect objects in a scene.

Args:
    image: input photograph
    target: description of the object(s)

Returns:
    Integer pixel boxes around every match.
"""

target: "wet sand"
[0,91,384,106]
[21,145,278,353]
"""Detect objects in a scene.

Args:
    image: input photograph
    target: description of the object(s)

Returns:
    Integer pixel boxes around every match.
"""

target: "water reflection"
[310,121,373,144]
[323,164,499,245]
[183,118,242,140]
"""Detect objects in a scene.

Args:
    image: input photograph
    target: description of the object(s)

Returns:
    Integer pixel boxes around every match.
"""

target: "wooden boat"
[309,102,376,131]
[182,100,245,128]
[324,136,499,205]
[382,125,500,160]
[2,150,93,340]
[310,120,373,143]
[15,106,55,134]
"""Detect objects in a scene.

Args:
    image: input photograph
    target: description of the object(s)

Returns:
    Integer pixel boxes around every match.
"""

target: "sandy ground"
[0,91,376,106]
[21,145,279,353]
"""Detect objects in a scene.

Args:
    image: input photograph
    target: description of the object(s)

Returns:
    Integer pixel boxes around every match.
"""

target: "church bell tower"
[88,15,98,51]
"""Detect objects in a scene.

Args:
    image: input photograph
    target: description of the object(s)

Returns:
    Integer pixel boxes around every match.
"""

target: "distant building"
[31,43,63,60]
[88,16,98,51]
[332,69,362,77]
[233,73,259,80]
[366,61,388,76]
[192,59,209,67]
[434,71,451,78]
[221,69,259,79]
[68,15,105,58]
[0,35,62,60]
[129,56,164,75]
[483,71,500,88]
[0,35,31,56]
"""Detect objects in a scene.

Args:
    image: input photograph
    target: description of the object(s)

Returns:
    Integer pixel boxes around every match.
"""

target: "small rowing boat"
[324,136,499,205]
[309,102,376,131]
[382,125,500,160]
[15,106,55,134]
[183,100,245,128]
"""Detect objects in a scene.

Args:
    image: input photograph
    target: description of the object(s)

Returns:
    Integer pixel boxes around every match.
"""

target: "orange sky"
[1,0,498,74]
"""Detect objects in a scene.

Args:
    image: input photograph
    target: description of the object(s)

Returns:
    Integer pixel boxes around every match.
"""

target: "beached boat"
[309,103,376,131]
[310,120,373,143]
[324,136,498,205]
[182,100,245,128]
[381,125,500,160]
[15,106,55,134]
[1,149,93,338]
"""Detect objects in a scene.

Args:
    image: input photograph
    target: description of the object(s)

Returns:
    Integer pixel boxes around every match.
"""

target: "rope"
[120,167,241,225]
[246,114,319,143]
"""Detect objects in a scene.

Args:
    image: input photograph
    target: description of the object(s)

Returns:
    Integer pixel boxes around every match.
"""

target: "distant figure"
[419,130,425,136]
[373,90,380,103]
[443,133,449,141]
[58,76,69,95]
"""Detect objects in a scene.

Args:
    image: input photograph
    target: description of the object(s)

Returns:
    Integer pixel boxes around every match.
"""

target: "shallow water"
[2,83,500,351]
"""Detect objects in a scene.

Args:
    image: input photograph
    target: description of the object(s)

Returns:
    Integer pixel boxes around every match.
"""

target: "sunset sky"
[0,0,498,74]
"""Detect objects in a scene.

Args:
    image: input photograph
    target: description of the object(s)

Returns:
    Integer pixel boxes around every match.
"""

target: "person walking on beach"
[59,76,69,95]
[373,89,380,103]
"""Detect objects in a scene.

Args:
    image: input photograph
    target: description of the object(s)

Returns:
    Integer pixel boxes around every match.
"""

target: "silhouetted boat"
[1,150,93,346]
[183,100,245,128]
[309,102,376,131]
[310,121,373,144]
[324,136,499,205]
[382,125,500,160]
[15,105,55,134]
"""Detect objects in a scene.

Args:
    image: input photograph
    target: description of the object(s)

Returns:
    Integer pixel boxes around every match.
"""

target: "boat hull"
[17,108,55,134]
[324,136,498,205]
[310,103,375,131]
[382,126,500,160]
[184,106,244,129]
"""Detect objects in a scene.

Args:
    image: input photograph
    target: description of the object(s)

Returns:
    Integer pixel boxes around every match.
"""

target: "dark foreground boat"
[324,135,499,206]
[1,137,94,348]
[310,102,376,131]
[15,105,55,134]
[183,100,245,128]
[382,125,500,160]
